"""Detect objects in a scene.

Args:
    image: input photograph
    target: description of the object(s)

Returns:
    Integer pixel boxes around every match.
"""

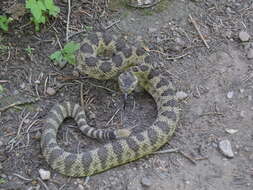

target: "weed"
[50,42,80,65]
[25,0,60,31]
[0,16,13,31]
[25,46,35,55]
[0,85,4,94]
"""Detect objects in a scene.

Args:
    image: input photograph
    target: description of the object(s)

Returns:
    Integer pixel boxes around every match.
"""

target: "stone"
[176,91,188,100]
[219,140,234,158]
[77,184,84,190]
[239,110,246,118]
[227,91,234,99]
[48,183,58,190]
[247,48,253,59]
[239,31,250,42]
[225,129,238,134]
[46,87,56,96]
[141,176,152,187]
[39,169,51,180]
[148,27,157,33]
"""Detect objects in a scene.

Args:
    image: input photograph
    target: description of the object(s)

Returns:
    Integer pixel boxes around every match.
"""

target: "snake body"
[41,32,179,176]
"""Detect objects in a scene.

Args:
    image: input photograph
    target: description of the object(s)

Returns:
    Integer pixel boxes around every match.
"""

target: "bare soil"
[0,0,253,190]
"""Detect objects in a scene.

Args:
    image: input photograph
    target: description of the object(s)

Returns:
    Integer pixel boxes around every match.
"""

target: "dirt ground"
[0,0,253,189]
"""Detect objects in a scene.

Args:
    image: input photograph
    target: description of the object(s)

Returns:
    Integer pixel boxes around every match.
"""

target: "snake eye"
[118,72,138,94]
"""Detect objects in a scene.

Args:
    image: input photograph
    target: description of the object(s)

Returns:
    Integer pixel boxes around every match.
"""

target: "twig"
[13,173,32,181]
[37,177,50,190]
[17,112,31,136]
[0,80,9,83]
[66,0,71,41]
[87,81,116,93]
[199,112,224,117]
[4,46,11,62]
[153,148,179,154]
[105,108,120,127]
[68,30,87,39]
[166,53,189,60]
[104,20,121,30]
[189,14,210,49]
[179,151,197,165]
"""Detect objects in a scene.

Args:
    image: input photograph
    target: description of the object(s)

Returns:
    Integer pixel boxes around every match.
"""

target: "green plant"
[0,178,6,184]
[50,42,80,65]
[0,85,4,94]
[25,0,60,31]
[25,46,35,55]
[0,15,13,31]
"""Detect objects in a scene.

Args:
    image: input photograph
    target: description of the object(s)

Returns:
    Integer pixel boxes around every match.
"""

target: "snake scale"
[41,32,179,177]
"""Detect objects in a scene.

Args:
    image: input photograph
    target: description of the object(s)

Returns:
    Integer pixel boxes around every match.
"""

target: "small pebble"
[48,183,58,190]
[239,31,250,42]
[148,27,157,33]
[46,87,56,96]
[176,91,188,100]
[72,70,79,77]
[141,176,152,187]
[34,131,41,140]
[248,95,252,101]
[247,48,253,59]
[239,110,246,118]
[77,184,84,190]
[34,80,40,84]
[20,82,26,89]
[225,129,238,134]
[219,140,234,158]
[39,169,51,180]
[0,140,3,147]
[227,91,234,99]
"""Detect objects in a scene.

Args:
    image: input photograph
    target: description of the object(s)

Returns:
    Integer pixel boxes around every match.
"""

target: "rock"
[72,70,79,77]
[0,163,2,169]
[176,91,188,100]
[0,140,3,147]
[239,31,250,42]
[39,169,51,180]
[141,176,152,187]
[219,140,234,158]
[48,183,58,190]
[148,27,157,33]
[227,91,234,99]
[225,129,238,134]
[77,184,84,190]
[34,131,41,140]
[247,48,253,59]
[239,110,246,118]
[46,87,56,96]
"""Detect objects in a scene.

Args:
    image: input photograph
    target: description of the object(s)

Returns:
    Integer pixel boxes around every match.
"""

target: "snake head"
[118,71,138,95]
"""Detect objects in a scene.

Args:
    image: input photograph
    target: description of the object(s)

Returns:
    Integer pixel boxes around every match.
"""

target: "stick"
[189,14,210,49]
[66,0,71,41]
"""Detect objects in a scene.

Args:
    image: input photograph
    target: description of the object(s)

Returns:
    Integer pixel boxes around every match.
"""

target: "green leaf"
[64,54,76,65]
[44,0,60,16]
[0,178,6,184]
[50,50,63,62]
[62,42,80,54]
[0,85,4,94]
[0,15,13,31]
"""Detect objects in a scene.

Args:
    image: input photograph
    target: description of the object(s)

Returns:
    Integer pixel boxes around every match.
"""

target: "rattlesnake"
[41,32,179,177]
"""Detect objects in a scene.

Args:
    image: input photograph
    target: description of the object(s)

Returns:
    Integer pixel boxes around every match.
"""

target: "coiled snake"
[41,32,179,176]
